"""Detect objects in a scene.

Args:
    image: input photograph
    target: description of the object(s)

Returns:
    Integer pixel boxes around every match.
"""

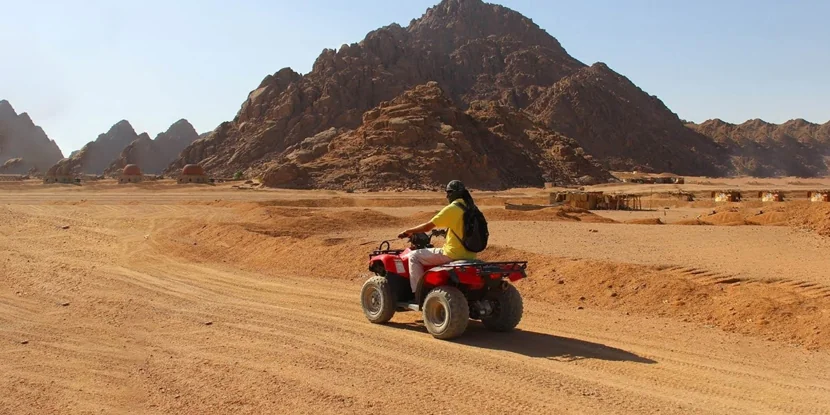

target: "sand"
[1,179,829,414]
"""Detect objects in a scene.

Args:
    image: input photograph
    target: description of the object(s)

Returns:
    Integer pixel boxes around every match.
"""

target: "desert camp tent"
[550,191,604,210]
[550,191,642,210]
[808,190,830,202]
[758,190,785,202]
[712,190,741,202]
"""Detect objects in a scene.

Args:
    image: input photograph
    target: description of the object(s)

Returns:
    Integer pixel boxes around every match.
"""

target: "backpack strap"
[449,201,467,246]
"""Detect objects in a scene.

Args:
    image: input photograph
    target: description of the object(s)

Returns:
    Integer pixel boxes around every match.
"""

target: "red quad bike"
[361,229,527,340]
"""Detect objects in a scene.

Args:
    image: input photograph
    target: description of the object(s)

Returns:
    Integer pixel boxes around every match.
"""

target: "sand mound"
[150,204,830,350]
[675,219,712,226]
[703,211,749,226]
[746,211,788,226]
[625,218,664,225]
[479,246,830,350]
[788,202,830,237]
[671,202,829,232]
[246,209,407,238]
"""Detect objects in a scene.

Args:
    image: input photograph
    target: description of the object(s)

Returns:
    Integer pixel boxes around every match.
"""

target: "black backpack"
[452,201,489,253]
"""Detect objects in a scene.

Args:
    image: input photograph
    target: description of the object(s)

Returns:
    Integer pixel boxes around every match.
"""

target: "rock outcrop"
[688,119,830,177]
[0,100,64,173]
[105,119,199,175]
[261,83,610,190]
[48,120,139,176]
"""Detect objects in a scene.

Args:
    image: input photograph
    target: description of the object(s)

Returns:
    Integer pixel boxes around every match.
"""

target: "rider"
[398,180,477,293]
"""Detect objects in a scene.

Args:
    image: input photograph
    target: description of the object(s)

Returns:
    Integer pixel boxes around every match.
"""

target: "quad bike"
[360,229,527,340]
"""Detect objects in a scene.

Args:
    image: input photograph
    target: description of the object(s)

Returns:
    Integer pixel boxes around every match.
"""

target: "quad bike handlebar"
[406,229,447,250]
[398,228,447,239]
[377,229,447,254]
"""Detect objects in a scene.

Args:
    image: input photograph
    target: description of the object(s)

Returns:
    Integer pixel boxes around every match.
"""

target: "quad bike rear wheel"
[481,283,523,332]
[361,276,396,324]
[423,286,469,340]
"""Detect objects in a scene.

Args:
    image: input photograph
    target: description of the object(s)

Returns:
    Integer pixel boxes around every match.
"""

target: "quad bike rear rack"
[436,261,528,289]
[437,261,528,275]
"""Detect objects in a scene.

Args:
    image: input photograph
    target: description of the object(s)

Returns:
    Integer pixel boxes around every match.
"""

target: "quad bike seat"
[428,260,486,272]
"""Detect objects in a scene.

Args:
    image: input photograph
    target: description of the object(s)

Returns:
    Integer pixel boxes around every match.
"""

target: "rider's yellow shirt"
[431,199,476,261]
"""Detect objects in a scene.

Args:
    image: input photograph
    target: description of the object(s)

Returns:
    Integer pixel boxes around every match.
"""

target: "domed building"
[119,164,143,184]
[177,164,209,184]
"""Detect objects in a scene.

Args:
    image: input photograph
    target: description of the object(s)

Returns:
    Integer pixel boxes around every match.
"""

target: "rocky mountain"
[0,100,64,173]
[529,63,727,173]
[688,119,830,177]
[170,0,726,186]
[262,82,610,190]
[48,120,139,176]
[105,119,199,175]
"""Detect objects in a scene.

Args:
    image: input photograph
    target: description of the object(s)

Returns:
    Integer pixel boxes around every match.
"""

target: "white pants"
[408,248,452,293]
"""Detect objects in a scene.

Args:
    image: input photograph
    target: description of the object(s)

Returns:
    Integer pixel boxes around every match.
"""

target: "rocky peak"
[410,0,563,52]
[49,120,140,175]
[742,118,771,128]
[698,118,734,128]
[257,68,303,90]
[104,118,200,175]
[0,100,64,172]
[18,112,34,127]
[783,118,817,128]
[711,118,733,126]
[104,120,136,140]
[0,100,16,120]
[156,119,198,144]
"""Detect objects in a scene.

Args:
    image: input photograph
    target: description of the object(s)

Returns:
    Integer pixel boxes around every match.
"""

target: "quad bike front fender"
[369,254,410,277]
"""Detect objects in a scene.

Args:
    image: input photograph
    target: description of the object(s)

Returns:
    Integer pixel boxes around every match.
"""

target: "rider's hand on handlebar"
[397,231,410,239]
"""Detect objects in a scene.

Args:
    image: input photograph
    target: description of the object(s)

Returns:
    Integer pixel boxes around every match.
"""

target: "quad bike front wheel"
[361,276,396,324]
[481,283,523,332]
[422,286,469,340]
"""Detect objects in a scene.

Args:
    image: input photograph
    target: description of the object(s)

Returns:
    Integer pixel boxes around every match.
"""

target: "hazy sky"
[2,0,829,155]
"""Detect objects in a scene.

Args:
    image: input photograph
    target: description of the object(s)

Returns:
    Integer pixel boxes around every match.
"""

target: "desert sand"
[1,180,829,414]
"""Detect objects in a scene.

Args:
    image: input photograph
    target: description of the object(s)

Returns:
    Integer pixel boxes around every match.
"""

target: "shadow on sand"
[388,321,656,364]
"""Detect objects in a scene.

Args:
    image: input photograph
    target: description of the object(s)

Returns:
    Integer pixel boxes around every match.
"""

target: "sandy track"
[4,257,829,414]
[2,192,830,414]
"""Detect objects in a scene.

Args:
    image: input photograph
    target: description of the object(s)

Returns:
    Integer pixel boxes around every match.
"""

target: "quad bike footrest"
[396,302,420,312]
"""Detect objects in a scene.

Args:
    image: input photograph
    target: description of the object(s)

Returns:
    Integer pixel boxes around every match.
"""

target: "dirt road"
[1,184,829,414]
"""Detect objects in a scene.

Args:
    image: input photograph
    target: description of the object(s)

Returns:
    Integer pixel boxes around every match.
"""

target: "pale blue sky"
[2,0,828,155]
